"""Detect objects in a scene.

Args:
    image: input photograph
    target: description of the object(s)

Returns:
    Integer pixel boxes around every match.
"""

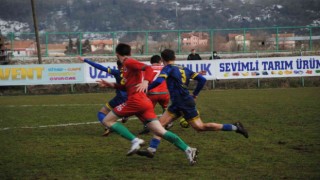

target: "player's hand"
[192,95,197,100]
[96,79,115,88]
[136,80,149,93]
[77,56,85,62]
[198,70,207,75]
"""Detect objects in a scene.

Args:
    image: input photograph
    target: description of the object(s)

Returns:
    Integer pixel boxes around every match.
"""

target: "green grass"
[0,88,320,179]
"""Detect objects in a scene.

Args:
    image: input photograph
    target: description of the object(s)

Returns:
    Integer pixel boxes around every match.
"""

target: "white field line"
[2,104,103,108]
[0,115,162,131]
[0,104,103,131]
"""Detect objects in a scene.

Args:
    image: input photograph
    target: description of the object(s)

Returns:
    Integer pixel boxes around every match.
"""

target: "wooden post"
[31,0,42,64]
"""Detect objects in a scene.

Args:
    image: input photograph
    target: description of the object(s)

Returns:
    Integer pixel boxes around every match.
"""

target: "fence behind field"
[3,26,320,58]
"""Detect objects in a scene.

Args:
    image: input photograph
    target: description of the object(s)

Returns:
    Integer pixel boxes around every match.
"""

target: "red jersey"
[112,57,157,122]
[118,58,154,95]
[148,65,168,94]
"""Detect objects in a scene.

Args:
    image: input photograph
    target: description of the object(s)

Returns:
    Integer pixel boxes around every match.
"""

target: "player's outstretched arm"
[79,57,110,72]
[96,79,115,88]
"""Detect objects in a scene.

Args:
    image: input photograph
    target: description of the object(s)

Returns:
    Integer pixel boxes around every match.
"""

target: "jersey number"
[179,69,187,83]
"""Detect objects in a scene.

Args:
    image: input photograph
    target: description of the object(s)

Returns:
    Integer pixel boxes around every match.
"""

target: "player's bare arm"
[96,79,115,88]
[77,56,85,62]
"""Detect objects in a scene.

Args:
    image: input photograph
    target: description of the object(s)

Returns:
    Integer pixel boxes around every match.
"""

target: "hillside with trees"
[0,0,319,34]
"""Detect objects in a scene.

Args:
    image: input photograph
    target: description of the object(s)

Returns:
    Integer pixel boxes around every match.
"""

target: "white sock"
[232,125,237,131]
[184,146,191,153]
[131,137,139,144]
[147,147,157,153]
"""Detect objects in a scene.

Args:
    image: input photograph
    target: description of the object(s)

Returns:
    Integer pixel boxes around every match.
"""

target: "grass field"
[0,88,320,179]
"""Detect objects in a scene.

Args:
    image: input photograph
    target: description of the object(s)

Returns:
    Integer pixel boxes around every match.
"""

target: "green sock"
[110,122,135,141]
[163,131,188,151]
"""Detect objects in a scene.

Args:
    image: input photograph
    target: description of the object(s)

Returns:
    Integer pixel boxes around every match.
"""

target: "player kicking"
[78,57,128,136]
[137,49,248,158]
[96,43,198,165]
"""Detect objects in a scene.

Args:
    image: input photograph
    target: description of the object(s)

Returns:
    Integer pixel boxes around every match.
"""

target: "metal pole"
[178,31,181,55]
[210,30,214,53]
[145,31,149,55]
[45,32,48,57]
[309,27,313,51]
[30,0,42,64]
[112,32,116,55]
[276,27,279,52]
[79,32,83,56]
[243,28,246,53]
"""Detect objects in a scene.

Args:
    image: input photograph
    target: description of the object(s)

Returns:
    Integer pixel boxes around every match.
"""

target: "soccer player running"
[96,43,198,165]
[78,57,128,136]
[137,49,248,158]
[138,55,172,135]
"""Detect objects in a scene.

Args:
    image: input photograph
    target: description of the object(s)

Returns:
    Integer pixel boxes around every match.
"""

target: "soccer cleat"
[127,139,145,156]
[179,118,189,128]
[102,128,111,137]
[234,122,249,138]
[138,126,150,135]
[185,147,198,166]
[165,121,174,130]
[136,149,155,158]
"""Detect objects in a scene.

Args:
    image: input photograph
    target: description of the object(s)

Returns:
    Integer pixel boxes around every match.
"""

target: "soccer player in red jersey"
[148,55,170,111]
[96,43,198,165]
[138,55,172,134]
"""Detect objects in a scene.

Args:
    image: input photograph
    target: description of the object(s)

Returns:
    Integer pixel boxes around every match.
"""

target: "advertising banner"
[171,60,215,80]
[1,56,319,86]
[83,62,119,83]
[214,56,320,79]
[83,60,216,83]
[0,64,84,86]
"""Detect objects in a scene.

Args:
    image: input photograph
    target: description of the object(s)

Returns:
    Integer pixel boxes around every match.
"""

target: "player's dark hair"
[150,55,161,64]
[161,49,175,62]
[116,43,131,56]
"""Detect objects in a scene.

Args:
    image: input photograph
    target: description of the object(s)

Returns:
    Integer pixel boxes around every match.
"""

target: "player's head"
[116,43,131,56]
[161,49,175,62]
[150,55,161,64]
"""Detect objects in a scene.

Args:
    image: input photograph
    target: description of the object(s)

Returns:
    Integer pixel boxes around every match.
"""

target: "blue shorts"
[168,96,199,121]
[105,95,127,111]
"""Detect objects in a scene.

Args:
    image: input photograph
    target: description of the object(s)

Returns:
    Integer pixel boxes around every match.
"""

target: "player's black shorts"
[168,95,199,121]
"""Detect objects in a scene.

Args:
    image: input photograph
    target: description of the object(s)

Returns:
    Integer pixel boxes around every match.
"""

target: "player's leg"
[97,106,112,136]
[138,99,198,165]
[146,120,198,165]
[137,110,174,158]
[138,105,181,155]
[98,96,124,136]
[104,103,145,155]
[187,114,249,138]
[160,94,173,130]
[138,94,162,135]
